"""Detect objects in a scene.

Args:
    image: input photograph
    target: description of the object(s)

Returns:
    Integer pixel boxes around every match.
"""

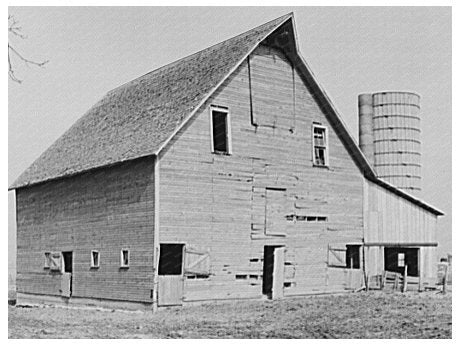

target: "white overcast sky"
[7,6,452,264]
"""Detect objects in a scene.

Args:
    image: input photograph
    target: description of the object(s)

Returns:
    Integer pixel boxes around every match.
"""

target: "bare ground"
[8,290,451,339]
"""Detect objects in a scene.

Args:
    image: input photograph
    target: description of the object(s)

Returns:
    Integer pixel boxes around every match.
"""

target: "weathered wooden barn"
[10,13,443,310]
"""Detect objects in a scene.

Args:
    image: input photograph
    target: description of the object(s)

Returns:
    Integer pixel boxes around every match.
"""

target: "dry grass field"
[8,291,451,339]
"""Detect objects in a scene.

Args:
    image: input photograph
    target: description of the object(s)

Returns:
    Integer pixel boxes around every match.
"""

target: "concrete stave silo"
[358,91,422,196]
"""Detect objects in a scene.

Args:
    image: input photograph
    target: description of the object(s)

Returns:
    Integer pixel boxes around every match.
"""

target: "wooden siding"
[16,157,155,303]
[159,44,364,301]
[364,179,437,279]
[364,180,437,244]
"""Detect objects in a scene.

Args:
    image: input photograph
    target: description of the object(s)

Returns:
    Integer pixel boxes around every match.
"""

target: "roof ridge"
[107,13,293,95]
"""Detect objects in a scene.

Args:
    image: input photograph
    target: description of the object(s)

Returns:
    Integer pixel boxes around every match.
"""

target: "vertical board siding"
[364,179,437,278]
[365,180,436,243]
[16,157,155,303]
[160,44,364,301]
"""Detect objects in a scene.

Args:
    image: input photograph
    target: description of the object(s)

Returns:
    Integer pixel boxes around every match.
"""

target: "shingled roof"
[10,13,292,190]
[9,13,443,216]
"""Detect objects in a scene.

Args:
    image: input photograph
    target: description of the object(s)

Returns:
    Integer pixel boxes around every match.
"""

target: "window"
[306,216,328,222]
[91,250,100,268]
[346,245,361,269]
[210,106,231,154]
[312,125,328,166]
[398,253,405,267]
[120,249,130,268]
[44,252,51,268]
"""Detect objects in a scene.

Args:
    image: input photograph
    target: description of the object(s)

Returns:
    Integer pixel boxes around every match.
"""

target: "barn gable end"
[158,40,365,301]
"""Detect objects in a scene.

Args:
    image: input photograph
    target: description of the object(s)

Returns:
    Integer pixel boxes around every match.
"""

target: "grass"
[8,290,451,339]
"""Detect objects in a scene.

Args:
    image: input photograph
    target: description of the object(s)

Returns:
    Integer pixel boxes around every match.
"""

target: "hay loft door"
[158,243,185,306]
[263,246,285,299]
[265,188,287,236]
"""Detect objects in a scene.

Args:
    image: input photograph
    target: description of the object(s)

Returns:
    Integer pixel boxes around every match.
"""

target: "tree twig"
[8,15,49,83]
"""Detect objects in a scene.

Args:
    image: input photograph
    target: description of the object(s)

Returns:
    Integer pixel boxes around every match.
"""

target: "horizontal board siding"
[16,157,155,303]
[160,44,364,301]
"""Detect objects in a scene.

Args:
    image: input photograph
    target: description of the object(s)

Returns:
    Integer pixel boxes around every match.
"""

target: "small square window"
[91,250,100,268]
[312,125,328,167]
[120,249,130,268]
[44,252,51,269]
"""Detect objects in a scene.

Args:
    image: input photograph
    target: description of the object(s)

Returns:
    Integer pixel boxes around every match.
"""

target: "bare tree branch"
[8,15,49,83]
[8,44,49,68]
[8,15,27,39]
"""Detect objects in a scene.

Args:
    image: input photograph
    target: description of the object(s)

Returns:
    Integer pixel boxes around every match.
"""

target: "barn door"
[184,247,211,277]
[158,244,184,306]
[265,188,287,236]
[61,251,73,298]
[263,246,285,299]
[272,247,285,299]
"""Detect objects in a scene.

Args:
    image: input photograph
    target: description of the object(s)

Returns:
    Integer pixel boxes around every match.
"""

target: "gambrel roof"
[9,13,443,216]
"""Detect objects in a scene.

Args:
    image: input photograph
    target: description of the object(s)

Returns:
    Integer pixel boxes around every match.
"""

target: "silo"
[358,91,422,196]
[358,94,375,165]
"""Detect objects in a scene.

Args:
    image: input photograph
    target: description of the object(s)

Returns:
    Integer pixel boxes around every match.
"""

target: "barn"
[9,13,443,310]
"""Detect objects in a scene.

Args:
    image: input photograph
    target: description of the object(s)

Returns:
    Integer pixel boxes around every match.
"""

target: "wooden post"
[442,273,447,294]
[152,155,160,311]
[348,258,354,289]
[418,248,422,292]
[402,265,408,293]
[381,270,386,290]
[393,273,399,290]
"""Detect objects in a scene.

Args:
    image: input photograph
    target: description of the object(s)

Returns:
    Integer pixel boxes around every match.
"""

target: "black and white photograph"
[7,4,452,339]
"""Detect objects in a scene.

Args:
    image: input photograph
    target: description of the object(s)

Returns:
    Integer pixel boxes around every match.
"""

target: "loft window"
[346,245,361,269]
[210,106,231,154]
[120,249,130,268]
[91,250,100,268]
[312,125,328,166]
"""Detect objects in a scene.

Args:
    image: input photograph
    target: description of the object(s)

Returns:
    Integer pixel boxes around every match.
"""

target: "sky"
[7,6,452,273]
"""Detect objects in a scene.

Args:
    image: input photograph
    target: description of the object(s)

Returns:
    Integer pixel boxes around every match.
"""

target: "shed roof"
[9,13,443,216]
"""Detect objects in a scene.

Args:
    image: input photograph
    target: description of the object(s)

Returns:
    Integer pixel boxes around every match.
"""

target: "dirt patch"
[8,291,451,339]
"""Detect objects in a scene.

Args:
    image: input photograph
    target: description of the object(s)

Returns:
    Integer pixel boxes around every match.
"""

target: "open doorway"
[384,247,419,277]
[62,251,73,297]
[262,246,284,299]
[158,243,184,306]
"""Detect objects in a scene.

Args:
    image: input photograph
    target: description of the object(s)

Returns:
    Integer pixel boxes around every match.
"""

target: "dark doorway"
[62,251,73,297]
[262,245,285,299]
[263,246,275,296]
[346,245,361,269]
[62,251,73,273]
[159,244,184,275]
[158,243,185,306]
[384,247,419,277]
